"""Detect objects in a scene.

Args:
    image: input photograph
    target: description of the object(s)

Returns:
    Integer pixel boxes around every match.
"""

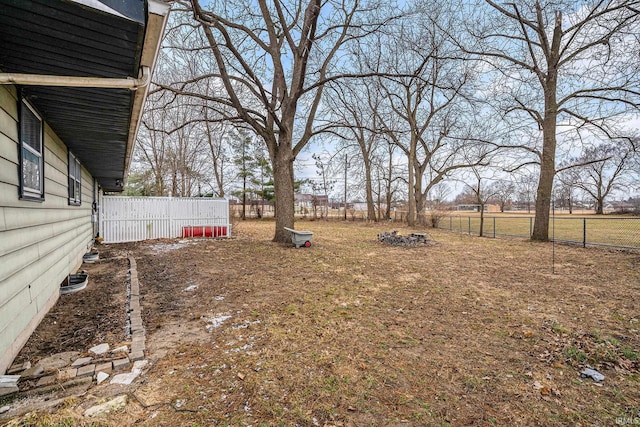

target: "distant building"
[295,194,328,214]
[456,204,500,213]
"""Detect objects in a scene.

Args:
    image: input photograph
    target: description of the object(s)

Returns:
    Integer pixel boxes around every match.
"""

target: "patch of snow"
[150,242,195,253]
[183,285,198,292]
[203,315,232,331]
[232,323,249,330]
[214,295,225,301]
[231,343,253,353]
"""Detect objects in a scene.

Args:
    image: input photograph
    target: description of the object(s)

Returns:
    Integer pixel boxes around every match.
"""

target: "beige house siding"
[0,85,94,373]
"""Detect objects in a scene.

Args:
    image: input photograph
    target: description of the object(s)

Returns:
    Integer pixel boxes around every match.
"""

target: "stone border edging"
[128,257,145,361]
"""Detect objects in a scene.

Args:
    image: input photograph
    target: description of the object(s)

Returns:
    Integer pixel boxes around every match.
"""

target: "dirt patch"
[4,221,640,426]
[13,248,130,364]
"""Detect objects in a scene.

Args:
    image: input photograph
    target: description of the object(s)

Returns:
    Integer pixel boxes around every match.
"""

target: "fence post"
[468,217,471,235]
[583,218,587,248]
[450,216,452,231]
[529,217,533,237]
[493,217,496,238]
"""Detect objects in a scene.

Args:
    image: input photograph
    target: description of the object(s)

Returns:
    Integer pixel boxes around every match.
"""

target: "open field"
[4,220,640,426]
[437,213,640,249]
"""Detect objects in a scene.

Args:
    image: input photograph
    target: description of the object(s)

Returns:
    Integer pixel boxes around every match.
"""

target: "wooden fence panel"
[100,196,230,243]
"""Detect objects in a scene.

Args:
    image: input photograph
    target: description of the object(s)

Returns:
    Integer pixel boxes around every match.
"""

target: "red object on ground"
[181,226,227,238]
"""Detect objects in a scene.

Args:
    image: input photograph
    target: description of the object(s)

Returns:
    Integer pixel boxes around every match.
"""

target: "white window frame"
[19,99,44,201]
[68,152,82,206]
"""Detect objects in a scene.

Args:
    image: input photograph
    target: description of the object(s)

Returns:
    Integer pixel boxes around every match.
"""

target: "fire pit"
[378,231,430,247]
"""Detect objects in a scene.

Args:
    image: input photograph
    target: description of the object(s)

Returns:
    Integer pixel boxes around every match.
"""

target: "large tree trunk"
[363,157,377,222]
[532,83,557,241]
[271,141,295,243]
[385,151,393,220]
[532,10,563,242]
[407,144,416,226]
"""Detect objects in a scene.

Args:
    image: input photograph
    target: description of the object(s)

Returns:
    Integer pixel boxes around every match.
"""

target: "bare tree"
[136,101,169,195]
[137,91,210,197]
[311,153,334,220]
[425,181,451,228]
[202,120,228,197]
[460,0,640,240]
[555,169,580,213]
[156,0,395,242]
[137,16,233,198]
[325,77,386,221]
[372,140,403,220]
[516,171,538,213]
[572,142,637,214]
[491,180,515,212]
[463,167,500,237]
[374,3,492,226]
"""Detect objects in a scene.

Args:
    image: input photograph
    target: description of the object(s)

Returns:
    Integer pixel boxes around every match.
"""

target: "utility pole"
[344,154,348,220]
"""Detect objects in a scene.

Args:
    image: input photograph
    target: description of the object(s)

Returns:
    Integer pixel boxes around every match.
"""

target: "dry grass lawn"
[8,220,640,426]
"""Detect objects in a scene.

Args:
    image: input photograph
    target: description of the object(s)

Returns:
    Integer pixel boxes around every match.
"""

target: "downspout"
[0,66,150,90]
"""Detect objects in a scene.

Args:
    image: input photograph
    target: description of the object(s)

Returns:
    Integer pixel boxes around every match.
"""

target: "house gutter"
[0,66,150,90]
[123,0,171,183]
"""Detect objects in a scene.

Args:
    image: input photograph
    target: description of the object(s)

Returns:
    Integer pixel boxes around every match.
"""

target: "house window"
[68,152,81,205]
[19,100,44,200]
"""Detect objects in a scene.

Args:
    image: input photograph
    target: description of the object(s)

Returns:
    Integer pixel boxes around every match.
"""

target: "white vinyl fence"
[100,196,231,243]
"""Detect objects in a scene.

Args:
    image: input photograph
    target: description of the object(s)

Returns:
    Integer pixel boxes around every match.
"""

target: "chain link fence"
[437,215,640,250]
[231,205,639,250]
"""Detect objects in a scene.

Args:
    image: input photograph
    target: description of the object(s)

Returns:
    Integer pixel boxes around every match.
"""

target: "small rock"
[110,372,139,385]
[21,365,44,378]
[6,361,30,375]
[580,368,604,382]
[112,357,130,371]
[38,357,69,371]
[0,375,20,387]
[95,362,113,374]
[237,372,246,380]
[111,346,129,354]
[38,351,80,371]
[0,386,18,397]
[77,364,96,378]
[132,360,148,372]
[36,375,56,387]
[129,351,145,362]
[71,357,93,367]
[183,285,198,292]
[57,368,77,381]
[89,344,110,356]
[0,405,10,414]
[96,372,109,385]
[84,394,127,417]
[109,360,147,386]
